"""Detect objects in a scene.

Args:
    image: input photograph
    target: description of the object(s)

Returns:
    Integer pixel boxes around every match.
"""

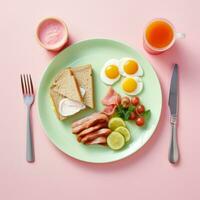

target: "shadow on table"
[44,35,76,59]
[150,41,195,77]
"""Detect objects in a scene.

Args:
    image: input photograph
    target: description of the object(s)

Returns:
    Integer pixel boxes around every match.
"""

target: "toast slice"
[50,68,83,120]
[51,68,83,103]
[71,64,94,108]
[49,89,67,120]
[49,65,94,120]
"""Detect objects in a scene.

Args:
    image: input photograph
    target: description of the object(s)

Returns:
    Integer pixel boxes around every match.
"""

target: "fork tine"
[23,74,28,95]
[26,74,30,95]
[20,74,25,95]
[29,74,34,94]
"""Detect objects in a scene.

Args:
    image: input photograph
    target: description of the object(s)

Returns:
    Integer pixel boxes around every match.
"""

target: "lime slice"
[107,131,125,150]
[108,117,126,131]
[115,127,131,142]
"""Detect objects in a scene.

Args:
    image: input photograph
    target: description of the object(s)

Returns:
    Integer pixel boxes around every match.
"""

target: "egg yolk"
[122,78,137,92]
[123,60,138,75]
[105,65,119,79]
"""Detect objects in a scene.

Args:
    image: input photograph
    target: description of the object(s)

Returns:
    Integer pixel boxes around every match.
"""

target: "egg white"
[119,57,143,77]
[100,59,121,85]
[121,77,143,96]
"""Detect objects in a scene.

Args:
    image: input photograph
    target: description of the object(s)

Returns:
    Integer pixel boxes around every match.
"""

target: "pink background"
[1,0,200,199]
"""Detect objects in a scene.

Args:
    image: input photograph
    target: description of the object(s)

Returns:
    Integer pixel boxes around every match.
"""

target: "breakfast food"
[145,19,174,49]
[121,77,143,96]
[107,117,131,150]
[58,98,86,117]
[71,111,131,150]
[115,127,131,142]
[49,57,149,151]
[50,65,94,120]
[72,113,109,134]
[107,131,125,150]
[50,90,66,120]
[102,88,151,127]
[50,68,83,120]
[108,117,126,131]
[72,113,110,145]
[100,59,120,85]
[71,65,94,108]
[121,96,131,108]
[101,57,144,95]
[71,112,99,127]
[69,87,151,149]
[76,122,108,142]
[86,137,107,145]
[80,129,111,144]
[52,68,83,103]
[101,87,121,116]
[119,58,143,77]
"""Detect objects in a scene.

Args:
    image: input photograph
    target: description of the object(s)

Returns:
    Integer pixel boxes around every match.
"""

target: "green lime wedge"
[108,117,126,131]
[115,127,131,142]
[107,131,125,150]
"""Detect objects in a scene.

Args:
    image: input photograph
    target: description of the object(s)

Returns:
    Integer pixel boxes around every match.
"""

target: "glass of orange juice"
[143,18,185,54]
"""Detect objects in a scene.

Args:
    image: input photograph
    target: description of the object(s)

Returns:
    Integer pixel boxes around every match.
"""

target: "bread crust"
[49,65,94,120]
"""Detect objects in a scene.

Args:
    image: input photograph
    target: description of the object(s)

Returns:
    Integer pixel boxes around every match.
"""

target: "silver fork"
[20,74,35,162]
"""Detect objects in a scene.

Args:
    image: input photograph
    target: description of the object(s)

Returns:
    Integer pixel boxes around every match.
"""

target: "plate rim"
[37,38,162,163]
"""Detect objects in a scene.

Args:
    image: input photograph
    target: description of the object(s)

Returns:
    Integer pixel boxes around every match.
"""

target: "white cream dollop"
[59,98,86,117]
[79,87,86,97]
[58,87,86,117]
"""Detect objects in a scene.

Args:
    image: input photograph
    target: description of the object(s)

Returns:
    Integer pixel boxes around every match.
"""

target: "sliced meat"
[72,113,109,134]
[85,136,107,145]
[102,104,117,116]
[72,112,99,128]
[101,87,121,106]
[80,128,111,144]
[115,94,121,105]
[77,122,108,141]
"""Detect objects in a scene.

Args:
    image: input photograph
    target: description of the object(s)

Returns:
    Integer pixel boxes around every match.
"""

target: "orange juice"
[145,20,174,49]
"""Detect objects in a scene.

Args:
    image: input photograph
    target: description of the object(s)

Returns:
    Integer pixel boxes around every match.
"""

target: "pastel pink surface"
[0,0,200,200]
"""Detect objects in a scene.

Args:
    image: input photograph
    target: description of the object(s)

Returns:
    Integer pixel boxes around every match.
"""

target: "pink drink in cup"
[36,17,68,51]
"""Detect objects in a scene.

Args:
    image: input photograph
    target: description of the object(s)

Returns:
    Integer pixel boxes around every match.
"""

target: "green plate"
[37,38,162,163]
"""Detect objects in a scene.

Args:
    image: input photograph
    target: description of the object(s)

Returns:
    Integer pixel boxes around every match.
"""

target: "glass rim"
[143,18,176,52]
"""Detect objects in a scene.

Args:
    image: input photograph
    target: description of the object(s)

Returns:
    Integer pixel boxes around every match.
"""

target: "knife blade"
[168,64,179,164]
[168,64,178,115]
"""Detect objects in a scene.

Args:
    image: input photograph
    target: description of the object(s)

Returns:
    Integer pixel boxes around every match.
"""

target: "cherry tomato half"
[136,104,145,115]
[131,96,140,106]
[136,117,145,126]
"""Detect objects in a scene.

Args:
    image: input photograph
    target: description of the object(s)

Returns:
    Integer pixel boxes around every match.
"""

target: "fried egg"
[121,77,143,95]
[119,58,143,77]
[100,59,120,85]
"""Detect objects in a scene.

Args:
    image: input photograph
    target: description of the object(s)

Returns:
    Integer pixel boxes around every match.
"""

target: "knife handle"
[168,116,179,164]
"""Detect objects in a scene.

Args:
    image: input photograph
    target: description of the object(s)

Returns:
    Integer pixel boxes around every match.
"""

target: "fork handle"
[26,107,34,162]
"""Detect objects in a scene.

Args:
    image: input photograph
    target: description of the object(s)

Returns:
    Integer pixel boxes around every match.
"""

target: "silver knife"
[168,64,179,164]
